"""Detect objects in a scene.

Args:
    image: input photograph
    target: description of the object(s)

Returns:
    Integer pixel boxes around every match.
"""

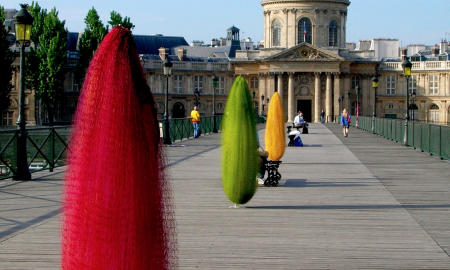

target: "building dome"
[261,0,350,49]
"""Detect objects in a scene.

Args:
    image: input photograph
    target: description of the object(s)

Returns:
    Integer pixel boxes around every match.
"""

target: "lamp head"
[14,4,34,45]
[402,58,412,77]
[163,57,173,76]
[371,76,379,88]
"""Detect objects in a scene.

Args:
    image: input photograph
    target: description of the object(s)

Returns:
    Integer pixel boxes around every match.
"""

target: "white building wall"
[370,39,399,60]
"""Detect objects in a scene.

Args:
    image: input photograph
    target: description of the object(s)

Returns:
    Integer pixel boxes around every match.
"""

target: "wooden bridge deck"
[0,123,449,269]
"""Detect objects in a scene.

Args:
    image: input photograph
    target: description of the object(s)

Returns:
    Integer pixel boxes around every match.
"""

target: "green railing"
[351,116,449,160]
[160,115,224,142]
[0,126,71,180]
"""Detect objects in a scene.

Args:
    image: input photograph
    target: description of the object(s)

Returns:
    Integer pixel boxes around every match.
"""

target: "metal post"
[403,76,410,145]
[356,85,360,127]
[212,80,218,133]
[372,86,377,133]
[163,75,172,145]
[14,44,31,180]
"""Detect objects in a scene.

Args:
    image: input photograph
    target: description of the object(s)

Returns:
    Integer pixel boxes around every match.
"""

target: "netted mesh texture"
[221,76,258,205]
[62,26,176,270]
[265,92,286,161]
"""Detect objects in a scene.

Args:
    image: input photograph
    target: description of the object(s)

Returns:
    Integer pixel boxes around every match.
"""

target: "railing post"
[50,127,55,172]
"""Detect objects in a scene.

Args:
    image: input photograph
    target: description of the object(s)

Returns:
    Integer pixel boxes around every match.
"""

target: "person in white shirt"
[293,111,304,128]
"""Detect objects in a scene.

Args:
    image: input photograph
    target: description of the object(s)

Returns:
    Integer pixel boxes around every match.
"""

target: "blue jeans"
[193,122,200,138]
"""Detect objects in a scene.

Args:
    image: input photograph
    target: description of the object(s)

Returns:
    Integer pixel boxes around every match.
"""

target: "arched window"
[298,18,312,44]
[329,20,338,47]
[272,20,281,47]
[428,104,440,123]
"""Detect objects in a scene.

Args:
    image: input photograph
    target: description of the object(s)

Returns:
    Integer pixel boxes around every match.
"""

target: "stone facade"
[233,0,450,125]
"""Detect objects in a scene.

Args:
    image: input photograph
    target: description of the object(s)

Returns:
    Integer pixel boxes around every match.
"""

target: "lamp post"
[13,4,33,180]
[410,91,416,121]
[356,84,360,127]
[163,57,173,145]
[212,75,218,133]
[261,94,265,116]
[402,57,412,145]
[371,75,379,133]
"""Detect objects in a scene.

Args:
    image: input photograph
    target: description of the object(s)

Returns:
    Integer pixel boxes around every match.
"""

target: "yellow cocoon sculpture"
[265,92,285,161]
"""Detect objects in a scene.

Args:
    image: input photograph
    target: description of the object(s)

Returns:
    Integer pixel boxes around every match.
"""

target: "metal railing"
[0,114,266,179]
[0,126,71,180]
[348,116,449,160]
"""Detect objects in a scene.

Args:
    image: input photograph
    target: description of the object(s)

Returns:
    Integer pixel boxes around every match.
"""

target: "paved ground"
[0,123,449,269]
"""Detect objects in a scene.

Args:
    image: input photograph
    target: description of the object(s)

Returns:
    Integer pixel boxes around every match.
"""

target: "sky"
[4,0,450,46]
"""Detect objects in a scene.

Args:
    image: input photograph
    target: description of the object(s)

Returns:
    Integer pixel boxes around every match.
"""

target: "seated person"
[293,111,304,128]
[257,147,268,185]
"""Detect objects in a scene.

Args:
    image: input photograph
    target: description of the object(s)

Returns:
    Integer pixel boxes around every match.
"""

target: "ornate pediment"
[266,43,344,62]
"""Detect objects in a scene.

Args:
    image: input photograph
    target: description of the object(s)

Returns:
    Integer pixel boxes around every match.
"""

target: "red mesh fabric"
[62,26,176,270]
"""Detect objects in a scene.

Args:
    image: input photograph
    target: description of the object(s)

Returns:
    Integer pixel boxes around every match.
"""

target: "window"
[272,20,281,47]
[386,75,396,95]
[428,104,440,123]
[194,75,203,93]
[1,111,13,126]
[351,76,360,89]
[329,20,338,47]
[174,75,183,93]
[250,77,259,89]
[429,75,439,95]
[298,18,312,44]
[409,75,417,95]
[217,76,225,95]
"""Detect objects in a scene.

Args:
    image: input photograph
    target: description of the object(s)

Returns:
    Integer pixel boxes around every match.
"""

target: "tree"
[0,6,15,115]
[108,11,135,30]
[76,7,107,84]
[35,8,67,124]
[25,2,47,100]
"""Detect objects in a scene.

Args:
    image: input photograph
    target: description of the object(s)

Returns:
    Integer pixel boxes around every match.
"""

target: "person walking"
[320,110,325,123]
[293,111,304,128]
[340,108,351,137]
[190,106,201,138]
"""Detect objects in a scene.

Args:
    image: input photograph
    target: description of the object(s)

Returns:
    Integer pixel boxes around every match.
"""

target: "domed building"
[233,0,450,124]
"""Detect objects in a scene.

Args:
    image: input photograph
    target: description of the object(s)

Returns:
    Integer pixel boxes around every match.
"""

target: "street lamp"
[356,84,360,127]
[163,57,173,145]
[212,75,218,133]
[13,4,33,180]
[402,57,412,145]
[371,75,379,133]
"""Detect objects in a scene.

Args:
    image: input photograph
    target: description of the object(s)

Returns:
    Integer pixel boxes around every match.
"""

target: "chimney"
[159,47,168,60]
[177,48,186,61]
[432,44,440,57]
[401,48,408,60]
[440,40,448,54]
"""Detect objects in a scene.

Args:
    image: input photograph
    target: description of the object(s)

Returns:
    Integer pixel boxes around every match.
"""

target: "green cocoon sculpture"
[221,76,258,205]
[265,92,285,161]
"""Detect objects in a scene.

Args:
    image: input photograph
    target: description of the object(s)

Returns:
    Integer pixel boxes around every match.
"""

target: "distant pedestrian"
[340,108,351,137]
[190,106,201,138]
[320,110,325,123]
[293,111,304,128]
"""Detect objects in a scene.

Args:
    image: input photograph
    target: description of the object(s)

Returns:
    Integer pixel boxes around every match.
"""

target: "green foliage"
[221,76,258,205]
[76,7,107,84]
[108,11,135,30]
[0,6,14,113]
[34,7,67,124]
[25,2,47,95]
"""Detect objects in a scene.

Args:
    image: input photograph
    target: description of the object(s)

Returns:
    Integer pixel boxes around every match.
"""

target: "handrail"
[346,116,449,160]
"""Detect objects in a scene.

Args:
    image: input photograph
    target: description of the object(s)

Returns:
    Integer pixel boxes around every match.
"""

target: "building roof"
[67,32,79,52]
[133,35,188,55]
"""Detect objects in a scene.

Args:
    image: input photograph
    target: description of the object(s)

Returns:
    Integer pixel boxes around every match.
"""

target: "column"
[445,73,450,95]
[314,72,321,123]
[277,73,284,100]
[326,73,332,122]
[333,73,341,120]
[343,75,351,110]
[268,74,276,99]
[288,73,295,122]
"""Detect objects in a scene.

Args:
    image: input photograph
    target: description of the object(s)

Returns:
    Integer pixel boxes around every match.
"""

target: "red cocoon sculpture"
[62,26,176,269]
